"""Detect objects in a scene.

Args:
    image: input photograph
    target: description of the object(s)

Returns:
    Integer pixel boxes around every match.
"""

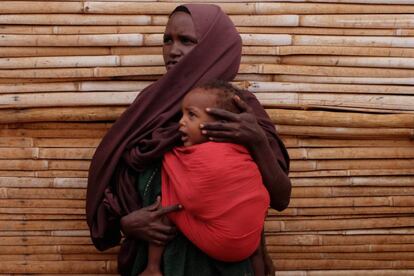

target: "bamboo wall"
[0,0,414,275]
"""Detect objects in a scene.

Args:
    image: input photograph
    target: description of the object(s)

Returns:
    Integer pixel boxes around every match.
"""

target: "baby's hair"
[194,80,241,114]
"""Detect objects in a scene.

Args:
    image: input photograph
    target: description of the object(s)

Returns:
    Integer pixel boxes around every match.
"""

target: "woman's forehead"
[165,11,197,36]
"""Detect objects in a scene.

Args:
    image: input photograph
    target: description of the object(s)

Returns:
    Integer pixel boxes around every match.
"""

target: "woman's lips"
[166,60,178,70]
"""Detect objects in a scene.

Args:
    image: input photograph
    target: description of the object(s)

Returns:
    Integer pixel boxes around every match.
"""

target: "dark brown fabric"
[86,3,289,273]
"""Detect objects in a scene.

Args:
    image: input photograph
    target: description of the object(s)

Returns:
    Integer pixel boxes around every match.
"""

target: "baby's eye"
[188,111,196,118]
[163,35,172,44]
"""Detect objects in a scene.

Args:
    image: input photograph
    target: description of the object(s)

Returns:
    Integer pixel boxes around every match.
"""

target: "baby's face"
[179,88,216,146]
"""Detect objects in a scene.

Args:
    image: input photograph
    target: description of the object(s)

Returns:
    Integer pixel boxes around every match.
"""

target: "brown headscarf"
[86,3,289,272]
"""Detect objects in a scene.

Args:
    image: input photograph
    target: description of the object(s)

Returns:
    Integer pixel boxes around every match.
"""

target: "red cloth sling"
[162,142,270,262]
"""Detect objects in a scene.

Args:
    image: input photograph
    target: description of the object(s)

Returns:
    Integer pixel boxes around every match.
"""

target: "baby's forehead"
[185,88,219,106]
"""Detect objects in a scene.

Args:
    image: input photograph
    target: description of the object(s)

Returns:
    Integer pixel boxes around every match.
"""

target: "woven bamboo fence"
[0,0,413,275]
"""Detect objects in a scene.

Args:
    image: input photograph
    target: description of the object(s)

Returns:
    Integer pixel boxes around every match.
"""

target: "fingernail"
[205,108,210,112]
[201,130,207,134]
[200,124,204,128]
[178,204,183,209]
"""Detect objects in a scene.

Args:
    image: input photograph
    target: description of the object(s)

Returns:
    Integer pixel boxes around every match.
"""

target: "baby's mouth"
[180,131,189,143]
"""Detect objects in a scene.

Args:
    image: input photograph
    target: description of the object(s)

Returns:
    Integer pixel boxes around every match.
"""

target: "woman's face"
[163,11,198,70]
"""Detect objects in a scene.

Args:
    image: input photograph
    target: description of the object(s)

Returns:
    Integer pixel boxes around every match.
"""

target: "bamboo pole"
[0,67,165,79]
[276,270,414,276]
[35,171,88,178]
[0,55,164,69]
[0,208,84,214]
[246,64,414,78]
[281,56,414,69]
[0,137,33,147]
[266,229,414,236]
[289,195,413,208]
[0,148,95,160]
[0,34,144,47]
[0,260,116,274]
[0,106,125,123]
[268,46,414,57]
[0,171,36,177]
[266,234,414,246]
[0,214,85,220]
[0,220,87,231]
[291,159,414,172]
[288,147,414,160]
[0,188,86,199]
[270,252,414,260]
[293,35,414,48]
[6,25,404,36]
[301,14,414,28]
[243,81,414,95]
[265,217,414,232]
[33,138,100,148]
[0,25,165,35]
[289,169,414,178]
[0,128,108,138]
[0,254,62,261]
[0,46,160,58]
[3,122,111,130]
[273,75,414,85]
[268,109,414,127]
[0,14,154,25]
[291,187,414,198]
[0,199,83,208]
[48,160,90,170]
[0,2,84,14]
[273,259,414,270]
[286,138,414,148]
[240,27,398,36]
[276,125,414,139]
[37,148,95,160]
[292,176,414,187]
[0,81,151,93]
[18,2,408,15]
[279,206,414,216]
[267,244,414,253]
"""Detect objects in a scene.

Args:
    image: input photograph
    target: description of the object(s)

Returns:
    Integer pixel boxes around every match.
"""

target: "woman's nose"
[169,42,182,57]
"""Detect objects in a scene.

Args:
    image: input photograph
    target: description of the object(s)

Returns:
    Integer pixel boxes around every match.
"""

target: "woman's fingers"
[201,121,238,132]
[146,196,161,211]
[233,95,252,113]
[205,130,234,139]
[150,231,171,245]
[154,203,182,217]
[149,223,177,244]
[205,107,239,121]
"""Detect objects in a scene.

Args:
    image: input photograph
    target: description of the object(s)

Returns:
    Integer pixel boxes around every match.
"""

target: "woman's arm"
[200,95,291,211]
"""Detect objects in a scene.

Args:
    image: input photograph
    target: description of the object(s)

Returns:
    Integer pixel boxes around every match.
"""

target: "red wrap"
[162,142,270,262]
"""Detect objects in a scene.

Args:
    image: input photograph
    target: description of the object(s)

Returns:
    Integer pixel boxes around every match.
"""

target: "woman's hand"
[200,95,267,149]
[120,196,181,245]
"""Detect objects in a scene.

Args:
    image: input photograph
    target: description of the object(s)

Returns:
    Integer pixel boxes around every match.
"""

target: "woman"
[86,4,291,276]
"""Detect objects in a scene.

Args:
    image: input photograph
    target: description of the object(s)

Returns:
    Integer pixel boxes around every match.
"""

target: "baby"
[140,80,270,276]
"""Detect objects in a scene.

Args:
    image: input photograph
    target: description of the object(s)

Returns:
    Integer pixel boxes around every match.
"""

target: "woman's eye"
[181,37,196,45]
